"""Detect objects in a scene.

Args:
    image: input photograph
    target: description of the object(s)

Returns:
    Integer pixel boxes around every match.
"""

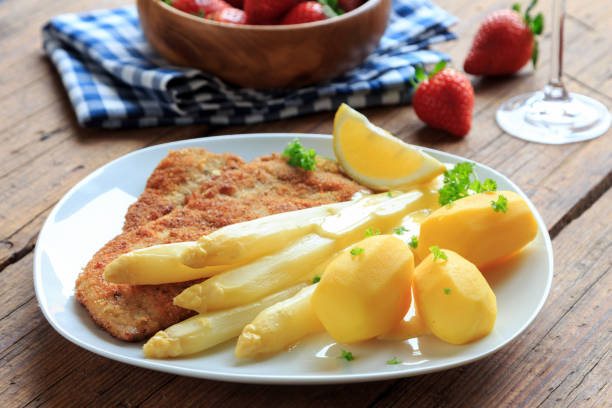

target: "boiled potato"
[311,235,414,343]
[416,191,538,268]
[414,249,496,344]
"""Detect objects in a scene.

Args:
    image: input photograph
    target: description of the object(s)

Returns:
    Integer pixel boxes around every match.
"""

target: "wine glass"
[496,0,611,144]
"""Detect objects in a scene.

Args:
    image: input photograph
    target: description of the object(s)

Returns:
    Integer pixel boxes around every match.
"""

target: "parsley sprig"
[365,227,380,237]
[350,247,365,256]
[312,275,321,284]
[409,236,419,249]
[491,195,509,213]
[430,246,448,262]
[394,226,408,235]
[339,349,354,361]
[438,162,497,206]
[283,138,317,171]
[387,357,402,365]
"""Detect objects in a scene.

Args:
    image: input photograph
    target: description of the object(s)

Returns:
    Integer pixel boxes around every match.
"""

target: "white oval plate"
[34,134,553,384]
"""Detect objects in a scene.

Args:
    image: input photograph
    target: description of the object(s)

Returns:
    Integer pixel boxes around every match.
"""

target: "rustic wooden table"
[1,0,610,406]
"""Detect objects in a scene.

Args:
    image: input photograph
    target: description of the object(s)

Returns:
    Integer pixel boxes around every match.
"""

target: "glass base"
[496,91,611,144]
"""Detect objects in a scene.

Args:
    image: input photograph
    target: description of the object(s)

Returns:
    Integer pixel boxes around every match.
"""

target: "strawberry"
[281,2,328,24]
[209,7,247,23]
[464,0,544,76]
[411,62,474,137]
[168,0,231,16]
[244,0,304,24]
[338,0,364,12]
[195,0,232,15]
[169,0,200,14]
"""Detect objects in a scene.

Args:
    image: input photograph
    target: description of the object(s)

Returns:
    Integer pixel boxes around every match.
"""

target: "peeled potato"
[416,191,538,268]
[414,249,496,344]
[311,235,414,343]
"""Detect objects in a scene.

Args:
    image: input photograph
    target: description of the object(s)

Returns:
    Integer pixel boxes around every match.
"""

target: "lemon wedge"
[333,104,445,190]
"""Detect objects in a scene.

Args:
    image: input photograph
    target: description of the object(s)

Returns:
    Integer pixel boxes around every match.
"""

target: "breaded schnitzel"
[122,148,244,231]
[75,149,368,341]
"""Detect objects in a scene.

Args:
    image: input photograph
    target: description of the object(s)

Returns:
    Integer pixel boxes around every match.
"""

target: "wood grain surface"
[0,0,610,407]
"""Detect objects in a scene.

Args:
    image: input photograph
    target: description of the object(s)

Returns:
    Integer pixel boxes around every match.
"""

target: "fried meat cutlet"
[122,148,244,231]
[75,149,368,341]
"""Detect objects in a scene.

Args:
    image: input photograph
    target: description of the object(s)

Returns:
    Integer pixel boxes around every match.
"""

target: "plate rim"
[33,133,554,384]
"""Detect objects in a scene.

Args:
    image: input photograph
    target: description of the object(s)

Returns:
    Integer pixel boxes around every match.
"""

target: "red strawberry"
[195,0,231,15]
[170,0,200,14]
[464,1,543,76]
[412,63,474,137]
[338,0,364,12]
[209,7,247,23]
[170,0,231,16]
[282,2,327,24]
[244,0,304,24]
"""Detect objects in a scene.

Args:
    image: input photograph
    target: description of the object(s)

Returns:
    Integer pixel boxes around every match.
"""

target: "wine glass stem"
[544,0,569,101]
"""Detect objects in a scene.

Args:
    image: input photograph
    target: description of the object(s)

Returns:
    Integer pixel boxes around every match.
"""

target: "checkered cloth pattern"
[42,0,457,128]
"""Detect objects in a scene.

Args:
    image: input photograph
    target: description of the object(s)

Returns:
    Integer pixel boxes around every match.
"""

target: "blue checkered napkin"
[42,0,457,129]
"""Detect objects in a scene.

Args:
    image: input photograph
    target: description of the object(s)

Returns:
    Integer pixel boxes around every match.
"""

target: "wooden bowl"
[137,0,391,89]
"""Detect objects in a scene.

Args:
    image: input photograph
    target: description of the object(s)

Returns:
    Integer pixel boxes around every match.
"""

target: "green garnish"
[394,226,408,235]
[387,191,393,198]
[163,0,172,5]
[409,235,419,249]
[364,227,380,237]
[339,349,354,361]
[350,247,365,256]
[312,275,321,284]
[438,162,497,206]
[491,195,509,213]
[444,288,452,295]
[283,138,317,171]
[430,246,448,261]
[387,357,402,365]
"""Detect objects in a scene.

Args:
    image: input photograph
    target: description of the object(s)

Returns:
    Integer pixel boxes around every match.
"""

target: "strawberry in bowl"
[163,0,368,25]
[138,0,390,88]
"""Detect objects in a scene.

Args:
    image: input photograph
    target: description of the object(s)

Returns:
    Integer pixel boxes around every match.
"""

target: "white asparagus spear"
[235,284,323,359]
[104,242,231,284]
[173,233,336,313]
[143,284,306,359]
[174,191,426,313]
[183,200,355,268]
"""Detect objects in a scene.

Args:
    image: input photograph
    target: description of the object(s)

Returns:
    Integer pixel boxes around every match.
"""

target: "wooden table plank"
[0,0,610,406]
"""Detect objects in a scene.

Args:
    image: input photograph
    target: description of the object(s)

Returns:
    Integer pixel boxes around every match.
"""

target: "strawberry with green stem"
[411,61,475,138]
[464,0,544,76]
